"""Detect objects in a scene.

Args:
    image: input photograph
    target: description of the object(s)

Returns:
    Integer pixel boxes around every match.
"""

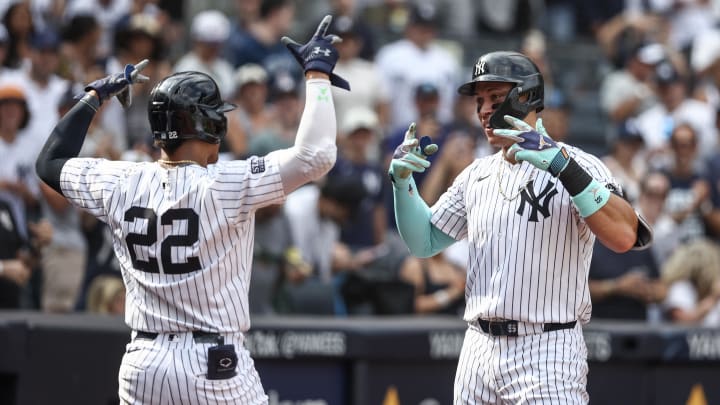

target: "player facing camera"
[387,48,653,404]
[457,51,544,131]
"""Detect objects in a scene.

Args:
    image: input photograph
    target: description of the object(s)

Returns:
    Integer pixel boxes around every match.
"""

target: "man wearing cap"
[330,15,390,133]
[224,0,298,76]
[284,170,370,314]
[334,106,388,249]
[375,3,459,129]
[174,10,235,97]
[634,62,717,159]
[16,27,68,142]
[0,84,52,286]
[226,63,279,158]
[599,42,663,123]
[601,120,647,203]
[0,85,38,212]
[384,82,450,189]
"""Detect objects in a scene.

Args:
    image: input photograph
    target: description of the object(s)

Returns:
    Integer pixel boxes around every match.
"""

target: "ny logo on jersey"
[516,180,558,222]
[312,47,332,57]
[474,60,487,78]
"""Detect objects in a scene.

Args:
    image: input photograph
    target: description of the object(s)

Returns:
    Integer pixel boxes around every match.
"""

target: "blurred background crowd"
[3,0,720,327]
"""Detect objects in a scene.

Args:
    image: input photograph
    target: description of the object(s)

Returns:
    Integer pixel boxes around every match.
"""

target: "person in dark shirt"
[0,196,32,308]
[589,240,665,320]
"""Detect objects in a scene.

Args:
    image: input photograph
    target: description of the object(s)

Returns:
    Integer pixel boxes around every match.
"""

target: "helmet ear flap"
[488,87,532,129]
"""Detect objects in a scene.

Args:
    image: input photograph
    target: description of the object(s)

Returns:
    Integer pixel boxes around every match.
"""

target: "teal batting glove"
[494,115,570,177]
[388,122,438,185]
[495,115,611,217]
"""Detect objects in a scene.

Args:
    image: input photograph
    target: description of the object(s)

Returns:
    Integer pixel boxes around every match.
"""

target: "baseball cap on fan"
[408,2,440,28]
[234,63,268,89]
[415,82,439,98]
[330,15,360,38]
[634,43,665,66]
[616,119,645,144]
[191,10,230,44]
[655,61,682,86]
[30,27,61,50]
[340,106,379,136]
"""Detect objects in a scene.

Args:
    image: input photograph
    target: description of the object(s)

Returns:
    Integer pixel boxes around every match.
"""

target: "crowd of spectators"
[3,0,720,326]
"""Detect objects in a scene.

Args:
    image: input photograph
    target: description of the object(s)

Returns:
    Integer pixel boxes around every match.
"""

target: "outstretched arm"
[271,73,338,194]
[266,15,350,193]
[389,123,455,257]
[36,60,149,194]
[393,176,456,257]
[35,92,98,193]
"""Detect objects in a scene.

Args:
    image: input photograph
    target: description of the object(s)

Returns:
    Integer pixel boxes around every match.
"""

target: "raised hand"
[494,115,570,177]
[281,15,350,90]
[84,59,150,107]
[388,122,438,182]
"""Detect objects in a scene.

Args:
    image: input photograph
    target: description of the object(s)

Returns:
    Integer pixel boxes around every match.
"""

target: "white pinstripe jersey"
[431,145,620,325]
[60,156,284,333]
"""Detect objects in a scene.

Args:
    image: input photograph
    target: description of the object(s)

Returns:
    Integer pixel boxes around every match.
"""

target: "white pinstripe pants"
[118,332,268,404]
[454,322,589,405]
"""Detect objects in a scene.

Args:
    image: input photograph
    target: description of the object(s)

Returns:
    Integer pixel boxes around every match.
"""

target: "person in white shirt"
[173,10,235,98]
[662,238,720,327]
[329,15,390,133]
[375,3,459,129]
[635,62,717,160]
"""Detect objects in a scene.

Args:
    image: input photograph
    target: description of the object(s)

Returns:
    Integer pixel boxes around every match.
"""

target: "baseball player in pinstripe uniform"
[389,51,653,404]
[35,16,348,405]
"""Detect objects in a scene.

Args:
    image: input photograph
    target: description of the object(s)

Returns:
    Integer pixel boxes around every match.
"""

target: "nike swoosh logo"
[477,174,491,182]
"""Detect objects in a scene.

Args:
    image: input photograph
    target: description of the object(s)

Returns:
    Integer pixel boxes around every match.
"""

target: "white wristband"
[433,289,451,307]
[0,260,4,275]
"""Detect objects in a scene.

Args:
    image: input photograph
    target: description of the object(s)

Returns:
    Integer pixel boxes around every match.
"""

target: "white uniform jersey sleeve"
[60,158,137,222]
[209,156,285,224]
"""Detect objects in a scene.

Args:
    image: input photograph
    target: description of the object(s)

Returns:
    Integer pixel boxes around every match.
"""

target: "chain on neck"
[495,160,533,201]
[157,159,200,167]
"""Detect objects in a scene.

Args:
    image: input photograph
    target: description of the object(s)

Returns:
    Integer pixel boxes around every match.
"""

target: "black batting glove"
[84,59,150,106]
[281,15,350,90]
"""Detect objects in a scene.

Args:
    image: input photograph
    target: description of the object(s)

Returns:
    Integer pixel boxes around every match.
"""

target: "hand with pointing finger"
[494,115,570,177]
[388,122,439,183]
[84,59,150,107]
[281,15,350,90]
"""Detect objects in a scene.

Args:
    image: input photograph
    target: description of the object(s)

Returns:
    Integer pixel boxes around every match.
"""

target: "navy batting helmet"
[149,71,235,145]
[458,51,544,129]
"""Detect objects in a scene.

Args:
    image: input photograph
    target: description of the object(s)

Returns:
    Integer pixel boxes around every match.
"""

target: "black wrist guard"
[557,158,593,196]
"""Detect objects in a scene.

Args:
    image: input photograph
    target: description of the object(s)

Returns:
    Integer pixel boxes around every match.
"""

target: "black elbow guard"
[632,212,653,250]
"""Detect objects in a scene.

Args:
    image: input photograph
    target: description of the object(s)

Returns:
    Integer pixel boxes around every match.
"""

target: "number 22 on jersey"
[123,207,201,274]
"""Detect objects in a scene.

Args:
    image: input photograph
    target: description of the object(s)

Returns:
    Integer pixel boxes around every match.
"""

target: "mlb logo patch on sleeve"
[250,158,266,174]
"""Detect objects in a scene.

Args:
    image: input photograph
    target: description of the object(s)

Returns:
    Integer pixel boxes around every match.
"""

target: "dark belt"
[135,330,222,344]
[477,319,577,337]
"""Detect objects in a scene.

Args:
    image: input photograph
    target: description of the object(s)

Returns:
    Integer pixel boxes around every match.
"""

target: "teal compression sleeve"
[392,176,456,258]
